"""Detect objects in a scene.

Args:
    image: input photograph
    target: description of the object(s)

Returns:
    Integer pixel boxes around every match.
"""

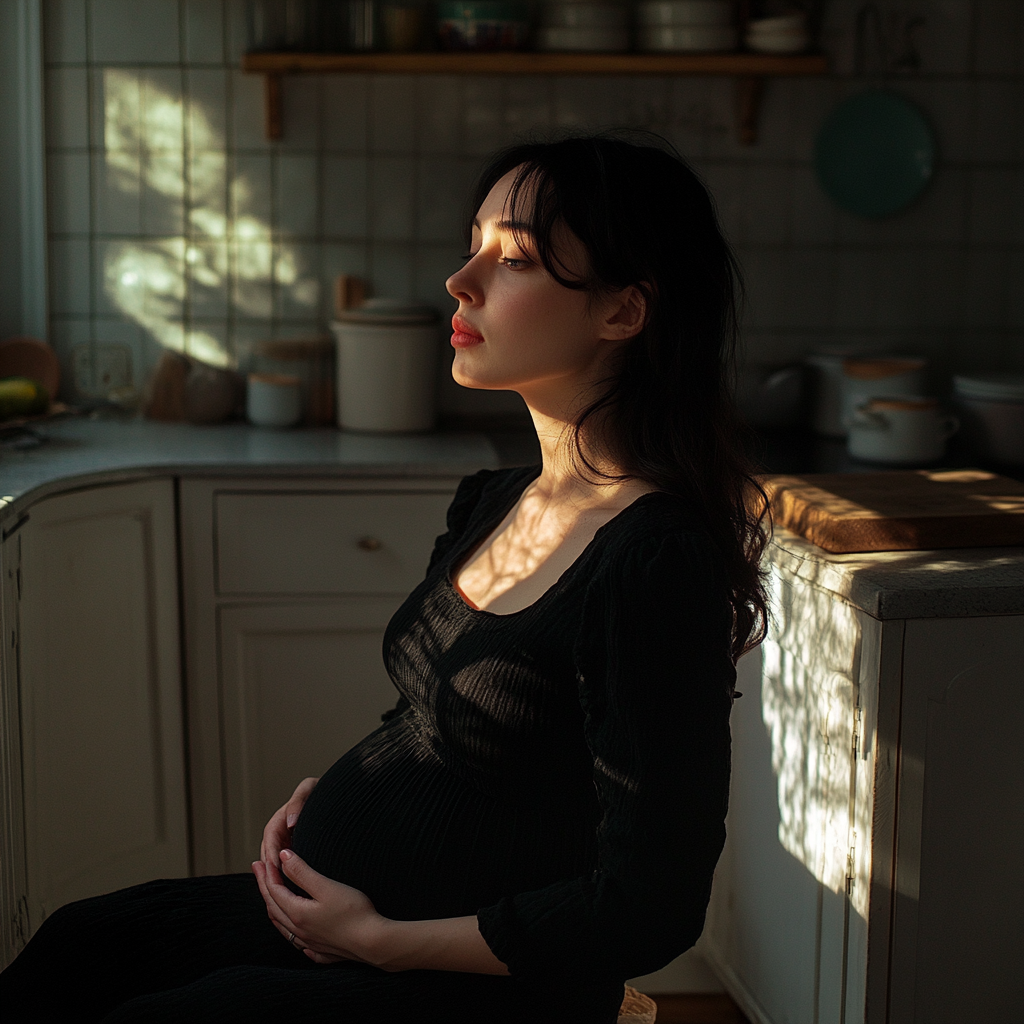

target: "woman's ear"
[600,285,648,341]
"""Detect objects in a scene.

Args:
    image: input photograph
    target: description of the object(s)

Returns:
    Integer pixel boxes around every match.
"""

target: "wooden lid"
[843,357,925,380]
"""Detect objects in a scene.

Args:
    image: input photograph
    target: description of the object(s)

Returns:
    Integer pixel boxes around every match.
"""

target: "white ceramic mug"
[247,372,302,427]
[847,397,959,465]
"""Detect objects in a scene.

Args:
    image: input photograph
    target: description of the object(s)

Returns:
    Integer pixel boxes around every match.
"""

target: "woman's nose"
[446,263,479,305]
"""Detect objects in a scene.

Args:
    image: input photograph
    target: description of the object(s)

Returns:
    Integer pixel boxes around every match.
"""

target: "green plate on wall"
[815,90,936,219]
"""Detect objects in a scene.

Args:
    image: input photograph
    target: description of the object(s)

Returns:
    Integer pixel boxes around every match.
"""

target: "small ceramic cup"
[847,397,959,465]
[247,372,302,428]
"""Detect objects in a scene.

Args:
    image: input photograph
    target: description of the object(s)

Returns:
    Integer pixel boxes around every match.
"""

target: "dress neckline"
[445,466,668,619]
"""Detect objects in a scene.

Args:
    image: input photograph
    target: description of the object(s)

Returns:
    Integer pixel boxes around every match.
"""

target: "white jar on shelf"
[331,299,441,433]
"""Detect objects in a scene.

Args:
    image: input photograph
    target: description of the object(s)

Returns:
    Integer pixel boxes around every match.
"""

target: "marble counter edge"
[768,527,1024,619]
[0,420,501,525]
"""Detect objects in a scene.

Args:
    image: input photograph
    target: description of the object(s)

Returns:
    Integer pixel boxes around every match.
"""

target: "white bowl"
[636,0,732,27]
[747,13,806,34]
[537,24,629,49]
[637,23,736,51]
[745,28,810,53]
[541,2,628,30]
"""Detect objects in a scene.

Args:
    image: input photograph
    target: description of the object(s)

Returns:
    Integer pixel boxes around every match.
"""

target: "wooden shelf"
[241,50,828,143]
[242,50,826,76]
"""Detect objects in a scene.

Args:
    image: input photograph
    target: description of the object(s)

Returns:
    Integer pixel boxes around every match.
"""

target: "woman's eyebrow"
[471,217,535,236]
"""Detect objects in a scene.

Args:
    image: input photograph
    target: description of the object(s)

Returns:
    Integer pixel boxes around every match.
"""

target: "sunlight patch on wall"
[100,69,296,368]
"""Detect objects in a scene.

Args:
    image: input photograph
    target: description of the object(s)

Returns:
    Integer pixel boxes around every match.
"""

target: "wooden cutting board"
[763,469,1024,553]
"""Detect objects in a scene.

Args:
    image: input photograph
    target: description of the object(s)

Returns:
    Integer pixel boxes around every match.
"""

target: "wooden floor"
[651,993,751,1024]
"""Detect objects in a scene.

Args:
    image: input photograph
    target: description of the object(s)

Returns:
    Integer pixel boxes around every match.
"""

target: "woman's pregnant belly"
[290,712,599,922]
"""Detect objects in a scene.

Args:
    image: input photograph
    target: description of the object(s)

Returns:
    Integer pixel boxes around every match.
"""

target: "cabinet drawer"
[214,491,455,595]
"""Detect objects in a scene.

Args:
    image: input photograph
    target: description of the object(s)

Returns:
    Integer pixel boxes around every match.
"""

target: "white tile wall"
[974,0,1024,75]
[275,154,319,238]
[49,238,92,316]
[89,0,181,64]
[47,151,91,234]
[45,67,90,148]
[322,156,369,237]
[44,0,87,65]
[184,0,225,64]
[41,0,1024,404]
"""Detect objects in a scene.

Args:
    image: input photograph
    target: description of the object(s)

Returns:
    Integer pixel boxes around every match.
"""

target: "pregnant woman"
[0,134,768,1023]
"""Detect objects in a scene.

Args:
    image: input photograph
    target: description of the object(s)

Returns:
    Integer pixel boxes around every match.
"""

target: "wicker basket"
[617,985,657,1024]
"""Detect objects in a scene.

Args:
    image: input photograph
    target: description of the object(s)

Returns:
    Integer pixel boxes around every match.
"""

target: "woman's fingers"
[252,861,300,935]
[285,777,319,828]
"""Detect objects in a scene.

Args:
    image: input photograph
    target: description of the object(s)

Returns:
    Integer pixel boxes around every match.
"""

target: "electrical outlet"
[71,344,133,396]
[72,344,93,393]
[96,344,132,392]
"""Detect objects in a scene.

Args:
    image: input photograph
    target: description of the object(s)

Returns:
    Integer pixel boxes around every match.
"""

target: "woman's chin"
[452,365,507,392]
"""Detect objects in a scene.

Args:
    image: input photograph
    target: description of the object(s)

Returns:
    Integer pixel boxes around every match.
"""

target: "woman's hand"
[253,852,511,974]
[260,776,319,879]
[252,850,386,965]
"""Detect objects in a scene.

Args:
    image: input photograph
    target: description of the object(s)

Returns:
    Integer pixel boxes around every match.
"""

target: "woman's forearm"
[368,915,510,975]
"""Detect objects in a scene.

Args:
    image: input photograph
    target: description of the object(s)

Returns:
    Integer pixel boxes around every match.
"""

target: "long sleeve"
[476,528,736,981]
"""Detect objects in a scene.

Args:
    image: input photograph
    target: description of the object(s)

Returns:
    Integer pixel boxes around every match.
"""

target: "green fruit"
[0,377,50,420]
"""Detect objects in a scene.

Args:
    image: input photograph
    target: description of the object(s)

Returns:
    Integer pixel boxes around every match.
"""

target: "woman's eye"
[460,251,479,262]
[498,256,529,270]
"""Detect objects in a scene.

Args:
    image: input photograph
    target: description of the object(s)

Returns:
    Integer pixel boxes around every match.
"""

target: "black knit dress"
[0,466,735,1024]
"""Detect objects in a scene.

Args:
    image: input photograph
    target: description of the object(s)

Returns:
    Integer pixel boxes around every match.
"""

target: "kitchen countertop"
[0,417,499,522]
[769,527,1024,619]
[4,418,1021,619]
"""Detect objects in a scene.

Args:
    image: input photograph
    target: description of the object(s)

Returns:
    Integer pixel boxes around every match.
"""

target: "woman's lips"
[451,315,484,348]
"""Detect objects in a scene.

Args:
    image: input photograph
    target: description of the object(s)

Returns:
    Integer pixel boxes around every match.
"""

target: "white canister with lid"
[331,299,441,433]
[952,372,1024,465]
[804,344,890,437]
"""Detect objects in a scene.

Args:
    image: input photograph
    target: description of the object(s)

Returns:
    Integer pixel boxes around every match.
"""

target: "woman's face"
[445,169,638,404]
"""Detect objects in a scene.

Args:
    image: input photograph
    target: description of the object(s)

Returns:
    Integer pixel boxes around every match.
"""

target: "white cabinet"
[704,533,1024,1024]
[0,481,189,964]
[180,478,458,875]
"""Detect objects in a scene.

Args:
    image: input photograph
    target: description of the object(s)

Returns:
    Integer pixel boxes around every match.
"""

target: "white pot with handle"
[847,397,958,465]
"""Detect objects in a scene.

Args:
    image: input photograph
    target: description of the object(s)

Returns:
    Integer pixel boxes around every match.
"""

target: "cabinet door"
[0,526,28,968]
[218,598,403,872]
[17,481,189,931]
[890,615,1024,1024]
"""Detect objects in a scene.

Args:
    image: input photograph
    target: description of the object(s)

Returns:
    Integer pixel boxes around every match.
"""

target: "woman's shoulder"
[588,491,726,588]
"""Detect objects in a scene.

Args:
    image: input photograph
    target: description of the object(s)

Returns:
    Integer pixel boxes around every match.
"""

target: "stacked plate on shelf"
[536,1,630,52]
[636,0,736,53]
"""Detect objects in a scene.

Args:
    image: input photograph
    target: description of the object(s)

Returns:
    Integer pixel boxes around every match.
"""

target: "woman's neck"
[525,399,652,512]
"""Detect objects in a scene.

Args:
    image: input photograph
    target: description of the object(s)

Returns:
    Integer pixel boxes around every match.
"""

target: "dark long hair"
[467,133,770,659]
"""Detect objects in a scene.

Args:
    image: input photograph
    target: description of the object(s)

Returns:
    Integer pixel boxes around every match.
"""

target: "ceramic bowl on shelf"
[636,0,732,26]
[437,0,529,50]
[541,2,628,30]
[637,22,736,51]
[745,13,810,54]
[537,25,630,50]
[537,2,629,51]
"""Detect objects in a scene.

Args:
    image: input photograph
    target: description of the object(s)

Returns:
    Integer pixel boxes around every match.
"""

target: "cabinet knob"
[357,536,382,552]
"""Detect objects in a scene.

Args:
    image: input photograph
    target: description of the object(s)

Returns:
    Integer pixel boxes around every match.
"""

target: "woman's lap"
[0,873,617,1023]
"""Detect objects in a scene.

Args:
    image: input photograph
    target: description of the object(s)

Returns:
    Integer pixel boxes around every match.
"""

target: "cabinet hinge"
[852,705,863,757]
[845,838,857,895]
